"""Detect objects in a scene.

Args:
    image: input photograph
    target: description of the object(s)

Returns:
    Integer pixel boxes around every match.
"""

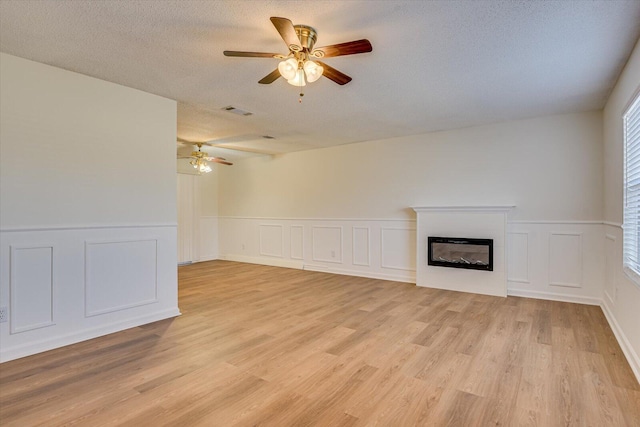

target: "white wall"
[217,112,605,300]
[602,38,640,380]
[0,54,179,362]
[219,111,603,221]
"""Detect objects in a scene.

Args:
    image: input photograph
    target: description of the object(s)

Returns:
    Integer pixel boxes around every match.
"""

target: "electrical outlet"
[0,306,8,323]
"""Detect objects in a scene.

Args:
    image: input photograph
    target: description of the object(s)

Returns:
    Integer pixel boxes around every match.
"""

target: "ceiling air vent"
[222,105,253,116]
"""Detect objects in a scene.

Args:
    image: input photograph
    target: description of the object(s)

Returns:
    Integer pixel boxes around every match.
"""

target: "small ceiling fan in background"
[177,138,233,174]
[224,17,372,86]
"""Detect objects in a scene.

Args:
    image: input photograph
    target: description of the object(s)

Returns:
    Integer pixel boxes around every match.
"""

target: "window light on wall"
[622,90,640,287]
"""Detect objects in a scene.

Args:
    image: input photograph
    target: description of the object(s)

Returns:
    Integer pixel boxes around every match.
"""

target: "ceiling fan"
[177,138,233,173]
[223,17,372,86]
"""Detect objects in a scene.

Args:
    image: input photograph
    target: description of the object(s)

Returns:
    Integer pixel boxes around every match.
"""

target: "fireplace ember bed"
[428,236,493,271]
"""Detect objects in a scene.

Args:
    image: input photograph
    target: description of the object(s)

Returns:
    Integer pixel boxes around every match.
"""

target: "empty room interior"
[1,1,640,425]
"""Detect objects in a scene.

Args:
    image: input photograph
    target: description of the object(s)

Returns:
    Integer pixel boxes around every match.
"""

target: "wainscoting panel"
[85,239,158,316]
[259,225,283,258]
[312,226,343,264]
[290,226,304,260]
[218,217,604,301]
[507,232,529,283]
[604,233,617,305]
[549,233,583,288]
[507,222,602,305]
[0,225,179,362]
[218,217,416,282]
[381,228,415,271]
[10,246,54,334]
[352,227,370,266]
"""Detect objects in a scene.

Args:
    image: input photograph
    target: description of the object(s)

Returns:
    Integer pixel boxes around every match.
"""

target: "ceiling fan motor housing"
[294,25,318,52]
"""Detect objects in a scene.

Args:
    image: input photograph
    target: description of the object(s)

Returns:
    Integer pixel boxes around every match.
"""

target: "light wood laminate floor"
[1,260,639,426]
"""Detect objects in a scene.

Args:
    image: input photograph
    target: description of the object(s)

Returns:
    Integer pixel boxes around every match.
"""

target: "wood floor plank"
[0,260,638,426]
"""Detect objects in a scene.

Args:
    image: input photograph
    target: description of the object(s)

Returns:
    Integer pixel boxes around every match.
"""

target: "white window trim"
[622,88,640,289]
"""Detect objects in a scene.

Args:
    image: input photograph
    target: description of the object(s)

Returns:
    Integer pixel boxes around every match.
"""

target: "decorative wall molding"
[259,224,284,258]
[290,225,304,260]
[604,233,617,305]
[509,220,603,225]
[84,239,159,317]
[218,216,603,300]
[352,227,370,267]
[380,227,415,271]
[603,221,623,228]
[312,226,343,264]
[1,224,178,363]
[218,215,415,222]
[9,245,55,334]
[412,205,515,213]
[218,217,415,283]
[507,232,530,284]
[1,223,177,233]
[548,232,583,288]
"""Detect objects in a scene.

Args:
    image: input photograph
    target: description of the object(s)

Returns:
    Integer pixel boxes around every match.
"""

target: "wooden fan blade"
[177,138,214,147]
[316,61,352,85]
[311,39,372,58]
[210,159,233,166]
[259,68,281,84]
[177,156,193,159]
[270,17,302,51]
[204,156,227,161]
[223,51,281,58]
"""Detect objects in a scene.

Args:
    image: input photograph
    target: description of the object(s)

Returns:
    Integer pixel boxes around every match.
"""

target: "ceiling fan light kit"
[303,60,323,83]
[278,57,298,80]
[190,158,212,174]
[223,17,372,91]
[177,139,233,174]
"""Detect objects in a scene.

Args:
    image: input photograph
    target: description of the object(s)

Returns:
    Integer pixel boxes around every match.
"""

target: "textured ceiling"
[1,0,639,156]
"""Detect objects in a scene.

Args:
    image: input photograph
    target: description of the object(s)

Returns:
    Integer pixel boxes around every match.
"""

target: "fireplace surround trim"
[412,205,515,297]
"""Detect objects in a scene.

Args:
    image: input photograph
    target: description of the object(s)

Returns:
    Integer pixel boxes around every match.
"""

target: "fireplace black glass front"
[428,236,493,271]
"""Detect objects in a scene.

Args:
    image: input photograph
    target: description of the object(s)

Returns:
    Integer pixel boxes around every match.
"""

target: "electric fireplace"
[428,236,493,271]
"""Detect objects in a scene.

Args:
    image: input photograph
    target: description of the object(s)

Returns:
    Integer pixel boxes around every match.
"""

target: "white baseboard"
[197,255,219,262]
[0,307,181,363]
[303,264,415,283]
[220,254,304,270]
[219,254,415,283]
[507,288,601,306]
[600,300,640,384]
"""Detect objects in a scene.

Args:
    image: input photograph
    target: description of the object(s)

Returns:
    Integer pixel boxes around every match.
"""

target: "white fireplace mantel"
[412,205,515,297]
